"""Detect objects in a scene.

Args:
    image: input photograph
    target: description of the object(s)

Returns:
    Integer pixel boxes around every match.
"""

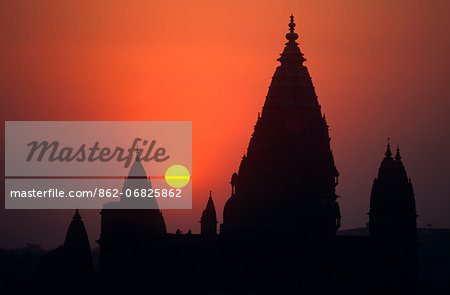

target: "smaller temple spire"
[63,209,93,272]
[395,145,402,161]
[73,208,81,220]
[369,143,417,245]
[385,138,392,158]
[200,190,218,236]
[135,144,141,161]
[394,144,408,182]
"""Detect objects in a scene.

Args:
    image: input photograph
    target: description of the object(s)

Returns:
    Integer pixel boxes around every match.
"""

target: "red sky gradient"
[1,0,449,248]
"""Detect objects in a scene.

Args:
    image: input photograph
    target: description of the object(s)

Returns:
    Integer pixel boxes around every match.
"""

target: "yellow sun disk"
[165,165,191,188]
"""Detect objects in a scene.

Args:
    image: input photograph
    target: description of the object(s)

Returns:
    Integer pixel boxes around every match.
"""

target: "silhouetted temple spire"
[385,138,393,158]
[369,142,418,292]
[74,208,81,219]
[277,14,306,66]
[287,14,297,39]
[369,143,417,242]
[395,145,401,161]
[63,209,92,272]
[38,209,92,276]
[64,209,89,248]
[200,191,218,236]
[135,145,142,161]
[98,154,166,272]
[221,15,341,236]
[394,145,408,183]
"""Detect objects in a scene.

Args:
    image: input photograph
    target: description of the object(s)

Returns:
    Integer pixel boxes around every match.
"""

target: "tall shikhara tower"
[221,16,341,236]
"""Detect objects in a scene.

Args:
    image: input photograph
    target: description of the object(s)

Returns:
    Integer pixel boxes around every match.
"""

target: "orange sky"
[1,0,449,248]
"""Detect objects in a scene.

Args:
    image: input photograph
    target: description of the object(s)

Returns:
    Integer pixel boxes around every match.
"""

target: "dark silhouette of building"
[368,141,418,293]
[200,191,218,236]
[35,15,420,295]
[369,141,417,242]
[330,143,418,294]
[39,209,92,277]
[63,208,93,273]
[221,15,341,237]
[97,151,166,272]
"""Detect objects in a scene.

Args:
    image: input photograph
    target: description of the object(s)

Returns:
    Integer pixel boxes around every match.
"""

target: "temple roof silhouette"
[377,139,411,186]
[221,14,340,236]
[370,140,417,243]
[64,209,91,253]
[33,16,420,295]
[200,191,218,225]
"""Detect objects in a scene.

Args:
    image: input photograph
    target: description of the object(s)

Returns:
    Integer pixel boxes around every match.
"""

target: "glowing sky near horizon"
[1,0,449,248]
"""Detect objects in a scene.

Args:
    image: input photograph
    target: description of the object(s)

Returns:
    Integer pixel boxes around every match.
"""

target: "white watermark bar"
[5,121,192,209]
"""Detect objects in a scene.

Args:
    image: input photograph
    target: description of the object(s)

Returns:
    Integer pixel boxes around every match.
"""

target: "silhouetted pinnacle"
[73,208,81,220]
[370,142,417,245]
[395,145,402,161]
[277,15,306,66]
[286,14,298,41]
[135,144,141,161]
[385,138,392,158]
[64,209,90,250]
[201,191,218,236]
[127,150,147,178]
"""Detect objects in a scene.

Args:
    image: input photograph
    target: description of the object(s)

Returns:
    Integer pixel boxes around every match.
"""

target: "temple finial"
[385,137,392,157]
[395,145,402,161]
[135,144,141,161]
[289,14,295,33]
[286,14,298,42]
[73,208,81,220]
[209,190,212,200]
[278,14,305,66]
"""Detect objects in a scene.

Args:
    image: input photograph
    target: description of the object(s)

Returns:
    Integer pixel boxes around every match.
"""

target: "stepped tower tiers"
[369,142,417,243]
[200,191,218,236]
[221,15,341,236]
